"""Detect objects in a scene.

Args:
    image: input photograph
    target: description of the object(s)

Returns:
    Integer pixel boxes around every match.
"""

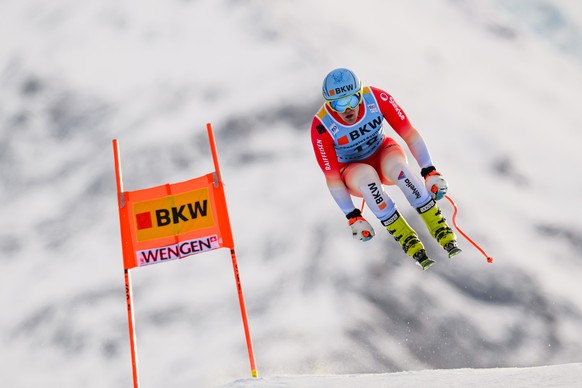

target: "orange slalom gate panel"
[118,172,234,269]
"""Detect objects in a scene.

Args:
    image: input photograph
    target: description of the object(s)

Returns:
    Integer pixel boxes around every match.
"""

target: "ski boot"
[417,199,462,258]
[382,211,435,270]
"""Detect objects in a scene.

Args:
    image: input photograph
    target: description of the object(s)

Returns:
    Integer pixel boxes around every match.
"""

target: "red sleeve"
[310,116,342,179]
[370,86,434,168]
[311,115,358,215]
[370,86,412,135]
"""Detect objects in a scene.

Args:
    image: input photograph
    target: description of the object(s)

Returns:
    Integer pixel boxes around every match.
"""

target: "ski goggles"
[326,92,363,113]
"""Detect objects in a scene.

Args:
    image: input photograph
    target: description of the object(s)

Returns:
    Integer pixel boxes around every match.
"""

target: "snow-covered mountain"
[1,0,581,387]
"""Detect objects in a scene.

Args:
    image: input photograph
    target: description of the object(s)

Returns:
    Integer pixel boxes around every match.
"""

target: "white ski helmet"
[322,68,362,101]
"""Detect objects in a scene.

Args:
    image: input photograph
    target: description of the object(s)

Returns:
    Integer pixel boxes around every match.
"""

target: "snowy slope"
[223,363,582,388]
[1,0,582,387]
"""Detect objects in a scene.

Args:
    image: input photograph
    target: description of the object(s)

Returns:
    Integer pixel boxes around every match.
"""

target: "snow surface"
[1,0,582,387]
[223,363,582,388]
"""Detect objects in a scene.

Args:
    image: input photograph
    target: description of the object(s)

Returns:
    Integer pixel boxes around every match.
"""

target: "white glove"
[424,170,448,200]
[348,216,375,241]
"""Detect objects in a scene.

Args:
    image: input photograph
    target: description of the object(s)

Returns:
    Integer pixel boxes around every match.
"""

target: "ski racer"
[310,68,461,270]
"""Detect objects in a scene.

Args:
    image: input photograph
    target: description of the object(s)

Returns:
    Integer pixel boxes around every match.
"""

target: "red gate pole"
[206,123,258,378]
[113,139,141,388]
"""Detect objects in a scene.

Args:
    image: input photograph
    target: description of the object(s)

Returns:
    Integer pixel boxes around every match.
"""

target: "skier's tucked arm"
[371,86,433,169]
[310,119,356,215]
[311,118,376,241]
[372,86,449,200]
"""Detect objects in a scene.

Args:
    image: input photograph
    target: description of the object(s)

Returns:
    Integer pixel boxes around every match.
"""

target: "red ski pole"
[445,195,493,263]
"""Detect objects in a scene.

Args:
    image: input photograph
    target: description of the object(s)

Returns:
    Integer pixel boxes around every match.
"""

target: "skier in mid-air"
[310,68,461,270]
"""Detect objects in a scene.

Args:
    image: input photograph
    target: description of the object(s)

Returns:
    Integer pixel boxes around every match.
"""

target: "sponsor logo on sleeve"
[316,139,332,170]
[389,96,406,121]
